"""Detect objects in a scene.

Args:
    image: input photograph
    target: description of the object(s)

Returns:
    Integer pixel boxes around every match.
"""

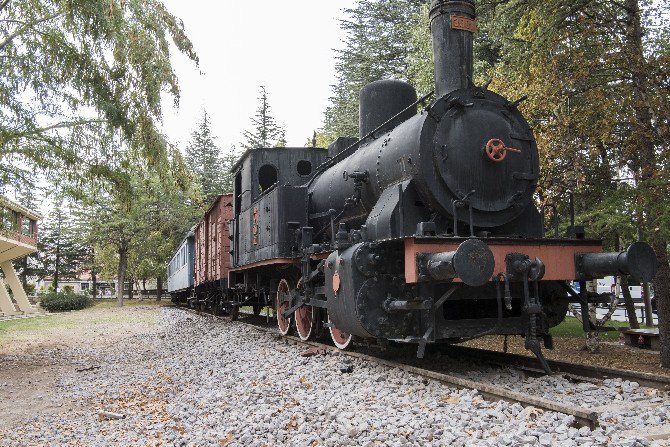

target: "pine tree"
[185,111,225,204]
[321,0,428,143]
[241,86,286,149]
[220,146,240,193]
[39,195,87,291]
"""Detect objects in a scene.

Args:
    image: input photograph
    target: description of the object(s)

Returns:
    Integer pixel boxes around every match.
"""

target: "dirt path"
[0,304,162,427]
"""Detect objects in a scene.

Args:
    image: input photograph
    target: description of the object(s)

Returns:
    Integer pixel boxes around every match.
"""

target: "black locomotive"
[172,0,657,372]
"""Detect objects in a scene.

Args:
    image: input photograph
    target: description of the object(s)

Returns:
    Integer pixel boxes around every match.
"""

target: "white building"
[0,196,41,316]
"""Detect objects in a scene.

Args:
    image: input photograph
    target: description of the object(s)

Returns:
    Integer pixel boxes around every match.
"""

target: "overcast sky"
[159,1,357,153]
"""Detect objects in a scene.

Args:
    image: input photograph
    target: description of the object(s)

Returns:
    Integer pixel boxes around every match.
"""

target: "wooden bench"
[623,328,660,350]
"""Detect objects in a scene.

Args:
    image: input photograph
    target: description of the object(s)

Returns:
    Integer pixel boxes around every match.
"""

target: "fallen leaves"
[272,398,301,416]
[523,406,544,422]
[301,347,328,357]
[287,414,298,432]
[220,432,234,446]
[440,395,461,404]
[299,376,313,390]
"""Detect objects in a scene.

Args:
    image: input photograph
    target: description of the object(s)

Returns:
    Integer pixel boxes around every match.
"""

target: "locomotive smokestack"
[430,0,476,97]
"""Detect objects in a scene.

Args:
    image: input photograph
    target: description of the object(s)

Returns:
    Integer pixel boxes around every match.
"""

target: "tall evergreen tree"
[321,0,428,143]
[39,194,87,291]
[241,86,286,149]
[185,111,225,204]
[220,145,240,193]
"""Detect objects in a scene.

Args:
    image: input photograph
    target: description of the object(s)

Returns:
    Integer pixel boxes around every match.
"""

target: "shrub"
[24,283,36,295]
[39,292,93,313]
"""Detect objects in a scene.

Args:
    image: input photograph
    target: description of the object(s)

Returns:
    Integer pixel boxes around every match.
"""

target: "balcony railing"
[0,227,37,247]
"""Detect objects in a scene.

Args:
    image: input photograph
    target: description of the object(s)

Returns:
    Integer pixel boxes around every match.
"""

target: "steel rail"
[443,344,670,392]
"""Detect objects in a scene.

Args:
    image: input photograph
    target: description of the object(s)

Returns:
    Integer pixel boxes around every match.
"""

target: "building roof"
[230,147,326,173]
[0,195,42,220]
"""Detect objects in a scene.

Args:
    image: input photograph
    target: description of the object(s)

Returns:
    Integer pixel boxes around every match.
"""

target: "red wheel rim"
[295,305,315,341]
[276,279,292,335]
[328,316,352,349]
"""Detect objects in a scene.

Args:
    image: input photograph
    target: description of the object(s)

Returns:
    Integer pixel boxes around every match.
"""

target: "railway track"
[176,305,670,432]
[443,344,670,392]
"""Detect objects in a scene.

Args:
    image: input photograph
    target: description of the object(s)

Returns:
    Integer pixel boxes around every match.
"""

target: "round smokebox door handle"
[485,138,521,163]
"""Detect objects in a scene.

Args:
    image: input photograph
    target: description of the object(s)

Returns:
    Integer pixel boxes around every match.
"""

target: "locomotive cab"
[228,147,328,289]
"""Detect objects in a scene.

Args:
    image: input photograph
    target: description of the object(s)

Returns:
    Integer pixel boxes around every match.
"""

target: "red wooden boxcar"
[194,194,233,290]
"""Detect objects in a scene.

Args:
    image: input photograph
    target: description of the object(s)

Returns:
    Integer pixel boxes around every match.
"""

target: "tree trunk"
[621,276,640,329]
[624,0,668,367]
[54,211,62,292]
[156,276,162,301]
[53,243,60,292]
[128,278,133,301]
[642,282,654,327]
[117,244,127,307]
[92,269,98,299]
[142,278,147,300]
[20,256,28,289]
[654,241,670,367]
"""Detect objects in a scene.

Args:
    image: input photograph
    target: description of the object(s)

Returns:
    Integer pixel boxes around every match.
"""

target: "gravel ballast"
[0,307,667,446]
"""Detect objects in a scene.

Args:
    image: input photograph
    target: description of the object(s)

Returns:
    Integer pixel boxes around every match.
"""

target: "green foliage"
[39,193,89,289]
[321,0,428,144]
[324,0,670,253]
[476,0,670,249]
[39,291,92,312]
[24,282,36,295]
[79,143,201,305]
[220,146,240,193]
[185,110,229,202]
[0,0,198,191]
[241,86,285,150]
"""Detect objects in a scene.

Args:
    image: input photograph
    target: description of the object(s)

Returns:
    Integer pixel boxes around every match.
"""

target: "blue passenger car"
[167,230,195,301]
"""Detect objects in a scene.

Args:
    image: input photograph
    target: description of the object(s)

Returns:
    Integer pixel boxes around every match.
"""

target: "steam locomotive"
[169,0,657,372]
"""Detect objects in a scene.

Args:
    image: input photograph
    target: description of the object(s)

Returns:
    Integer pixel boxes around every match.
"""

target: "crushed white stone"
[0,308,665,447]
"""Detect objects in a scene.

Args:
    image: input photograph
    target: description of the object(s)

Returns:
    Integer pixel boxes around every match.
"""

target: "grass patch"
[550,316,653,341]
[0,314,80,334]
[0,300,162,343]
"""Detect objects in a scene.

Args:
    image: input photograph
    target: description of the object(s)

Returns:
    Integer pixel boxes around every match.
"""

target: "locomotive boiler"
[171,0,657,372]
